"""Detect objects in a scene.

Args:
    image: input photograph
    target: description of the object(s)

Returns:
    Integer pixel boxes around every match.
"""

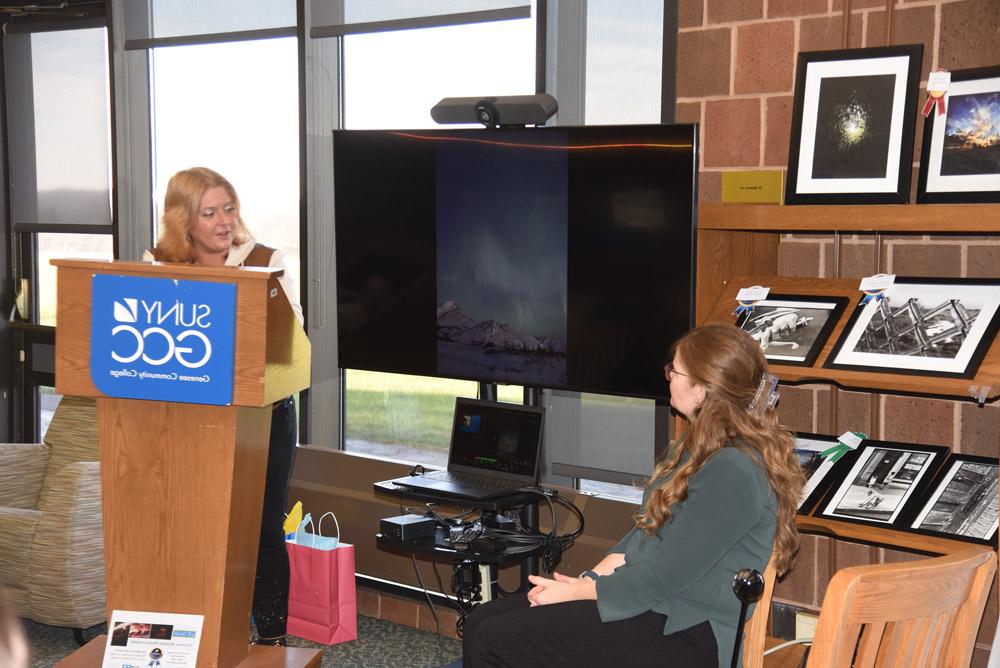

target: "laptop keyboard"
[421,470,523,490]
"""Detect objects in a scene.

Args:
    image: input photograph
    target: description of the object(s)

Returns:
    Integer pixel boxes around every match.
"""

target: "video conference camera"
[430,94,559,128]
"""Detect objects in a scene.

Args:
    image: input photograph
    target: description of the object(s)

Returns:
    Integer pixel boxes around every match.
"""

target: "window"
[36,233,115,326]
[568,0,666,500]
[343,18,536,129]
[583,0,664,125]
[4,23,113,441]
[149,38,300,283]
[339,12,536,463]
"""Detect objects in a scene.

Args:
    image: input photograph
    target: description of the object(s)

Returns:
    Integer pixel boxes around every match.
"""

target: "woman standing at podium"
[144,167,304,646]
[463,324,804,668]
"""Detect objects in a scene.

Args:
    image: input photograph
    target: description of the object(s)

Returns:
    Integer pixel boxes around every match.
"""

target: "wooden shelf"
[699,203,1000,233]
[703,275,1000,402]
[796,516,994,557]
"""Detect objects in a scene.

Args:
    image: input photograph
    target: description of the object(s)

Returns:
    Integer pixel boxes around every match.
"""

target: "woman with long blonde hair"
[464,323,804,667]
[144,167,303,645]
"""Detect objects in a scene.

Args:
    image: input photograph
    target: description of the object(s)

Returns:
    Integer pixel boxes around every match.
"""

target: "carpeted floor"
[25,615,462,668]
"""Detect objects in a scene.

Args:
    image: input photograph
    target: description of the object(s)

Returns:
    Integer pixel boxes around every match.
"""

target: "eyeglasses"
[664,361,688,378]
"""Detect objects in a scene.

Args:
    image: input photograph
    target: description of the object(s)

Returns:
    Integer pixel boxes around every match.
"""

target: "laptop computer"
[388,397,545,501]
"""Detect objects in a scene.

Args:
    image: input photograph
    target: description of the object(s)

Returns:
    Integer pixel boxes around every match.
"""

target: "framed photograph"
[818,441,947,527]
[785,45,923,204]
[794,433,856,515]
[736,295,849,367]
[917,66,1000,204]
[907,454,998,545]
[825,278,1000,378]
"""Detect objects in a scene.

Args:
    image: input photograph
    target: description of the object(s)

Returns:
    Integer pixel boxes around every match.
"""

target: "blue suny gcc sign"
[90,275,237,405]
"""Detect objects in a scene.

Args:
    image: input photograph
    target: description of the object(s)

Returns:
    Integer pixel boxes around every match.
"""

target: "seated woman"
[462,323,804,668]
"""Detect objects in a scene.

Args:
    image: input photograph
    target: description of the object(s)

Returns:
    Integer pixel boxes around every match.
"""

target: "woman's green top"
[594,445,776,668]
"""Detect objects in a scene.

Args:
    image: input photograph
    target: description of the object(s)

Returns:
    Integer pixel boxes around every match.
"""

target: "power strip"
[478,564,494,603]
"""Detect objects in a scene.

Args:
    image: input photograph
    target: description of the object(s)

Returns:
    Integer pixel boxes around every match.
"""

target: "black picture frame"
[917,66,1000,204]
[905,454,999,545]
[817,441,948,528]
[824,277,1000,379]
[735,294,849,367]
[794,432,858,515]
[785,45,923,204]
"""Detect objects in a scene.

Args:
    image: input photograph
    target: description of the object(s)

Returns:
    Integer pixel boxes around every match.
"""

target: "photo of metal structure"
[911,456,999,543]
[826,279,1000,378]
[856,297,978,358]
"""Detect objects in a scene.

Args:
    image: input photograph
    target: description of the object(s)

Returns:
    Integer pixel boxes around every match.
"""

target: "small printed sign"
[103,610,203,668]
[736,286,771,302]
[90,275,237,405]
[721,170,783,204]
[927,70,951,94]
[858,274,895,292]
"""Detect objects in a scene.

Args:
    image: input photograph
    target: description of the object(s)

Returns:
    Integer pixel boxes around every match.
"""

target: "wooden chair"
[740,555,777,668]
[803,547,996,668]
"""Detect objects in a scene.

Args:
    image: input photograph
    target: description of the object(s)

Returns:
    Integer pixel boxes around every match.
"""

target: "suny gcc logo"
[91,275,236,405]
[110,297,214,368]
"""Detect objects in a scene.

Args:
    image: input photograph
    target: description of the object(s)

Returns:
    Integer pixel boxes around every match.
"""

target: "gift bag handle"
[317,511,340,540]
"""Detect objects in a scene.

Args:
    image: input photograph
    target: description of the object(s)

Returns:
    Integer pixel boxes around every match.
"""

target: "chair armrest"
[0,443,50,509]
[28,461,106,628]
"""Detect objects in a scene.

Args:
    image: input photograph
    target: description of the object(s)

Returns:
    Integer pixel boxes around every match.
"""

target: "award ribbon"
[733,285,770,317]
[921,69,950,118]
[821,431,867,463]
[860,289,886,305]
[858,273,894,305]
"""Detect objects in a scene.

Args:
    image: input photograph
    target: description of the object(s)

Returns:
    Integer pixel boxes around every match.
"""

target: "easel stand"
[52,259,317,668]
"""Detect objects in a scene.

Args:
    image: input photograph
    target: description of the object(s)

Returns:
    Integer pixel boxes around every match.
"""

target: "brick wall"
[678,0,1000,662]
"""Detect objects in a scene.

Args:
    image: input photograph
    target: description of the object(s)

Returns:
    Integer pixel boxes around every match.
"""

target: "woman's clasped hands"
[526,572,597,607]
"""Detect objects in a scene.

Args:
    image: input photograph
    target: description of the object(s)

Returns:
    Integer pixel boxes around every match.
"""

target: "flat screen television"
[334,123,697,399]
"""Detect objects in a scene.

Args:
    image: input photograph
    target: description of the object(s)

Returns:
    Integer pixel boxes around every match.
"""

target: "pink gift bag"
[286,512,357,644]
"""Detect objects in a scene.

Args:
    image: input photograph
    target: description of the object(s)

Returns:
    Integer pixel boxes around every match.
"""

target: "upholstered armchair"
[0,396,105,641]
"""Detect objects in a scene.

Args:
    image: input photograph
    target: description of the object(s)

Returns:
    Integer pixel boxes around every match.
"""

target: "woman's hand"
[526,572,597,606]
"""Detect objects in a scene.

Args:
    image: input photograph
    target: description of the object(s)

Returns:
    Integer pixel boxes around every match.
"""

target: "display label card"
[927,70,951,94]
[90,275,237,405]
[837,431,865,449]
[721,170,783,204]
[103,611,203,668]
[736,286,770,302]
[858,274,895,292]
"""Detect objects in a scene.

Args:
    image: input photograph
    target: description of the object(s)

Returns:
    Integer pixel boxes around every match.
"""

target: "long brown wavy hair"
[635,323,804,575]
[154,167,252,263]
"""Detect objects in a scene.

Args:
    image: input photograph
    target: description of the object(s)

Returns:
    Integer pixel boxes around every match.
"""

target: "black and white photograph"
[794,433,848,514]
[785,45,922,204]
[819,442,946,526]
[736,295,848,367]
[918,66,1000,204]
[825,278,1000,378]
[909,455,999,543]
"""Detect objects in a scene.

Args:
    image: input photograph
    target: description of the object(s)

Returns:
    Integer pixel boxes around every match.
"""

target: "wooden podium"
[52,259,319,668]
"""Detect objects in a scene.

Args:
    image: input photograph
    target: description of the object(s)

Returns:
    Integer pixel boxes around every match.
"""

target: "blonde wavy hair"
[635,323,804,576]
[154,167,253,263]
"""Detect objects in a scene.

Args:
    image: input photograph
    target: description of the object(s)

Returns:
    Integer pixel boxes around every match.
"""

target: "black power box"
[380,514,437,541]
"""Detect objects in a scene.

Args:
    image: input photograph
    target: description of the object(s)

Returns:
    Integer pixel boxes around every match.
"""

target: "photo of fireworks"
[812,74,896,179]
[940,91,1000,176]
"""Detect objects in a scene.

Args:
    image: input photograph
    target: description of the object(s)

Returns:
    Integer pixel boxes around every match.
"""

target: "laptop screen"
[449,398,544,478]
